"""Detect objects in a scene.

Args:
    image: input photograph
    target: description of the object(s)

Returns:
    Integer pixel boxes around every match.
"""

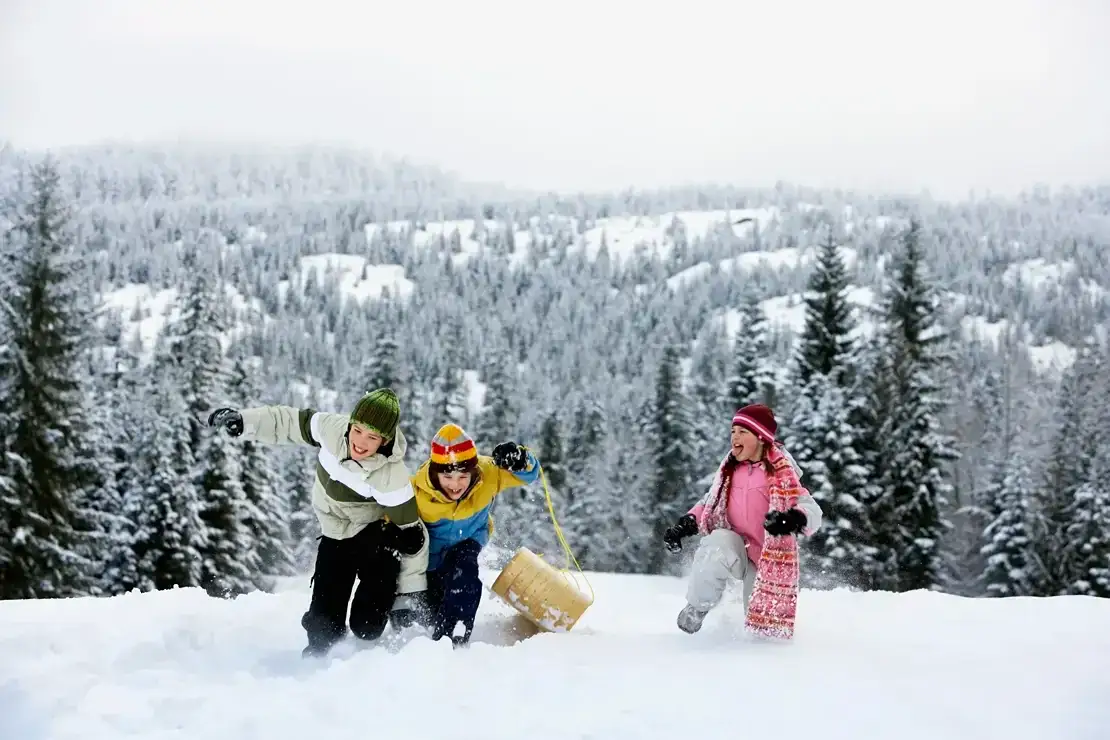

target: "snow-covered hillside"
[2,565,1107,740]
[362,208,1095,374]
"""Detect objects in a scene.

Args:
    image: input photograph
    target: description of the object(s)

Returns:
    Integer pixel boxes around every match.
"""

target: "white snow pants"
[686,529,758,612]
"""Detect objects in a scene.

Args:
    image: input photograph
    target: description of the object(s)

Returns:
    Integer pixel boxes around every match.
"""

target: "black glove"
[207,408,244,437]
[492,441,528,472]
[375,520,425,555]
[763,508,808,536]
[663,514,699,552]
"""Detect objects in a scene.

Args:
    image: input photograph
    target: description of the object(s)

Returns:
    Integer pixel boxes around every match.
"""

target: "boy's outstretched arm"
[209,404,329,448]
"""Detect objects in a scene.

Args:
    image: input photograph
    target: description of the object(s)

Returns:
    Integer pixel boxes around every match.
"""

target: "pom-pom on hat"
[732,403,777,444]
[350,388,400,440]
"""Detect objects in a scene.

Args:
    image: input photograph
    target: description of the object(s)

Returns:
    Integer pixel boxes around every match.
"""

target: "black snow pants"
[301,523,401,655]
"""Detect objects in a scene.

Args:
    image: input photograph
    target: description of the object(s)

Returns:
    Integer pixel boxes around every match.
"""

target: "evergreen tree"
[786,373,873,589]
[538,412,566,494]
[132,379,206,590]
[648,345,697,575]
[160,244,254,597]
[230,353,295,590]
[876,221,957,592]
[1034,339,1102,594]
[283,448,319,571]
[727,293,777,409]
[796,231,856,387]
[785,229,872,589]
[475,354,516,447]
[0,160,97,599]
[1062,473,1110,597]
[853,333,898,590]
[688,323,731,480]
[981,456,1037,597]
[564,399,618,569]
[361,331,401,392]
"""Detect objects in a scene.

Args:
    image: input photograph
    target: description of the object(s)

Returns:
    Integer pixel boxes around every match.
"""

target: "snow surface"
[100,282,264,361]
[714,286,877,339]
[960,316,1078,373]
[665,245,859,292]
[365,209,779,269]
[2,566,1107,740]
[296,254,415,303]
[1002,258,1106,301]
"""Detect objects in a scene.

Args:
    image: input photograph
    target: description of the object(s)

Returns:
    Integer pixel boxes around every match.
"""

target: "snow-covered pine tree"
[283,446,319,571]
[851,331,898,591]
[648,344,697,575]
[230,352,295,590]
[474,351,516,447]
[795,231,857,388]
[158,242,253,596]
[785,229,872,589]
[1062,472,1110,597]
[876,221,957,592]
[980,454,1037,597]
[1034,338,1103,595]
[726,292,777,410]
[79,371,138,597]
[132,377,206,590]
[360,330,401,393]
[434,343,469,427]
[563,399,618,569]
[0,160,98,599]
[688,322,731,481]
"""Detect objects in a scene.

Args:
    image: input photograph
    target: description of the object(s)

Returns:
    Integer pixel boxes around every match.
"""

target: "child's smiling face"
[348,424,384,461]
[437,470,473,500]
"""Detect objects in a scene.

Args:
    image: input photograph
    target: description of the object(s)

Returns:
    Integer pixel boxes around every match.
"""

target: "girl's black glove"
[208,408,244,437]
[763,508,808,536]
[492,441,528,472]
[663,514,699,552]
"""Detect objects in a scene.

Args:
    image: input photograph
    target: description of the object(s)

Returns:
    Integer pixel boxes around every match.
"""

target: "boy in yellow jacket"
[403,423,539,646]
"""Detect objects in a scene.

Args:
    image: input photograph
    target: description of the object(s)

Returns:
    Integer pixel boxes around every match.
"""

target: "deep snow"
[2,562,1108,740]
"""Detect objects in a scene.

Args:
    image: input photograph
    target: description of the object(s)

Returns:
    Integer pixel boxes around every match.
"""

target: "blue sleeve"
[511,451,542,485]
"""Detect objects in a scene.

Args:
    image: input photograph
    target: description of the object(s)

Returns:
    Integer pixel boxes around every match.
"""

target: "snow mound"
[1,572,1107,740]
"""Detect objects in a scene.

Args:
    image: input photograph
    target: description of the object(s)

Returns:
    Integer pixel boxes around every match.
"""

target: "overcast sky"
[2,0,1108,199]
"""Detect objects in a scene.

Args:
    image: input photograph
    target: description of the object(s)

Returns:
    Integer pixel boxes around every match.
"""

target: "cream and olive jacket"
[238,405,428,595]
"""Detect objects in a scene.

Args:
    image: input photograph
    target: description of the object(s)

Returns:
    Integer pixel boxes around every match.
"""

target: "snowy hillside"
[364,207,1092,374]
[2,567,1107,740]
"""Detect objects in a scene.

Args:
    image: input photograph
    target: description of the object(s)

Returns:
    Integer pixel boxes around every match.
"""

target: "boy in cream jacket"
[209,388,428,657]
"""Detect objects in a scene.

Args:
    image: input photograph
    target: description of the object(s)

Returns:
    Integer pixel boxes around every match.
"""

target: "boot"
[677,604,708,634]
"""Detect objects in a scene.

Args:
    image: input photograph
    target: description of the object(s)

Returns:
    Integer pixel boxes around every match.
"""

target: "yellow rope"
[526,453,595,604]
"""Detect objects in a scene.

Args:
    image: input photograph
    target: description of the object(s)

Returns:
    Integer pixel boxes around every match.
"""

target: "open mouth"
[352,444,369,457]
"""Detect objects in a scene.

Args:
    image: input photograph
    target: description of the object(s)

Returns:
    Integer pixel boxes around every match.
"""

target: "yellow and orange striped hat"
[429,423,478,467]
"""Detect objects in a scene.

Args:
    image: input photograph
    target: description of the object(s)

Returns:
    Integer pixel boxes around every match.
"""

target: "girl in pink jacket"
[662,403,823,634]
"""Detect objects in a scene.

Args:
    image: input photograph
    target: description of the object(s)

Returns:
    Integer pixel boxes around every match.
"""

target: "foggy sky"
[3,0,1108,199]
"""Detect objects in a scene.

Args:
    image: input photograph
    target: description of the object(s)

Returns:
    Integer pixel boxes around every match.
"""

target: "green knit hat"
[349,388,400,440]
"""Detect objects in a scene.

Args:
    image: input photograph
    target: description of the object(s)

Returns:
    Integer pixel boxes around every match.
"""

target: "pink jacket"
[689,460,822,564]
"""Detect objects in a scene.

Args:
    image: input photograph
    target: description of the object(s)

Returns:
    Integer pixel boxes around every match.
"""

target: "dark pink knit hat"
[732,404,777,443]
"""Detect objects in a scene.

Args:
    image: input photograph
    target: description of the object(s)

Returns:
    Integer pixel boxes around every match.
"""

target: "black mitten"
[207,408,244,437]
[492,441,528,472]
[763,508,808,536]
[663,513,699,552]
[381,522,425,555]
